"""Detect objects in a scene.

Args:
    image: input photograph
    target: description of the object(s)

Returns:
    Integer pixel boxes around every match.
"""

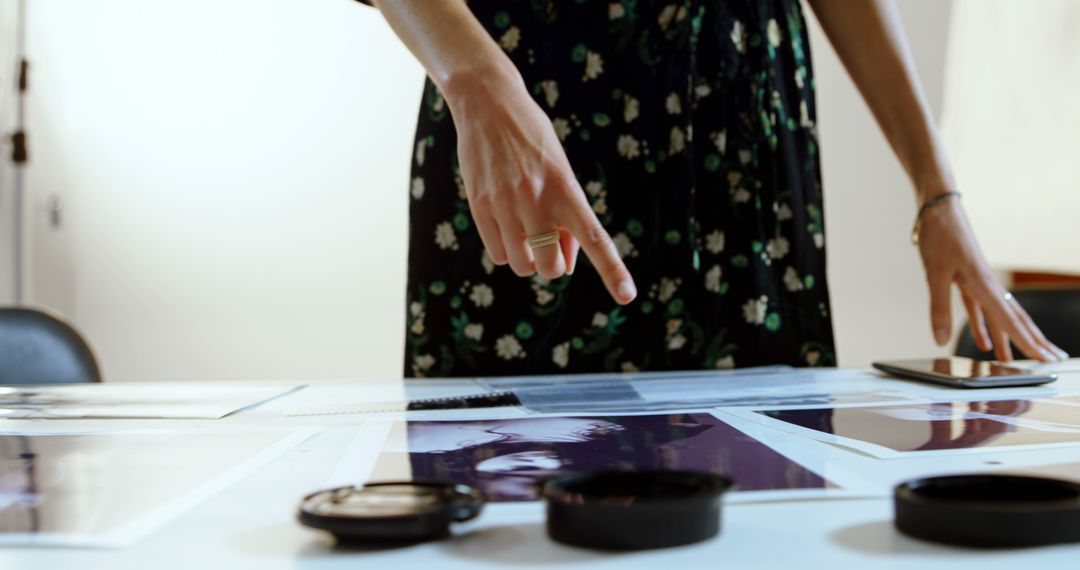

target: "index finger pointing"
[557,190,636,304]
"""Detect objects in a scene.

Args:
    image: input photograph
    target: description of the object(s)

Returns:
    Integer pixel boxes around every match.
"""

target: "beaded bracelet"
[911,191,961,245]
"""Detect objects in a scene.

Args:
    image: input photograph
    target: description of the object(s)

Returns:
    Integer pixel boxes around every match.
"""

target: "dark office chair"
[955,287,1080,360]
[0,307,101,384]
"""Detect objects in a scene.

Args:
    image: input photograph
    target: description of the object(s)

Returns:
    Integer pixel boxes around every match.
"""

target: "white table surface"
[3,363,1080,569]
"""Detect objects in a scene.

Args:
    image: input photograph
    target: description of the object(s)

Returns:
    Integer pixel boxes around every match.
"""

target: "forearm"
[370,0,524,111]
[807,0,953,201]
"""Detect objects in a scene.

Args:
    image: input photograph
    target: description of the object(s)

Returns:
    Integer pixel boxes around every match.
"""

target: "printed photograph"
[369,412,835,502]
[758,400,1080,453]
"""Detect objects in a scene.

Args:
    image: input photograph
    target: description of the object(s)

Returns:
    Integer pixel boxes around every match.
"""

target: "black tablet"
[872,357,1057,389]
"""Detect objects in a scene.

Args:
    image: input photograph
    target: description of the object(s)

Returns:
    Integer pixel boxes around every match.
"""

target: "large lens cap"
[542,470,734,550]
[298,481,485,544]
[895,474,1080,547]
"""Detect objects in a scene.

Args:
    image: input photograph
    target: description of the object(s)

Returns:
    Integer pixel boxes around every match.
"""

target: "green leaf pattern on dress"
[404,0,836,377]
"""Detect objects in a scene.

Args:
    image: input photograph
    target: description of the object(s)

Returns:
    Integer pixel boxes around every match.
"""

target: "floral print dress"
[404,0,836,377]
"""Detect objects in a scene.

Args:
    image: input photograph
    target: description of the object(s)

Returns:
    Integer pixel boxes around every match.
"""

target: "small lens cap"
[298,481,485,544]
[895,474,1080,547]
[542,470,734,550]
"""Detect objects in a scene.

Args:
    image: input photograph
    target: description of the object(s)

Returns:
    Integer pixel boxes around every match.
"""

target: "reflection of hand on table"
[913,401,1028,451]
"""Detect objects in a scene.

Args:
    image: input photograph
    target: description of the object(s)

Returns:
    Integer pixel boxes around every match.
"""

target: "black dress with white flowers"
[404,0,836,377]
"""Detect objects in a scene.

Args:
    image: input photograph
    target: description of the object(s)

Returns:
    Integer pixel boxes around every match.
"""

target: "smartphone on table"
[872,357,1057,389]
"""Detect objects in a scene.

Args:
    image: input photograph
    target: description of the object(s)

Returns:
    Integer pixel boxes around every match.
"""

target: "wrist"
[911,151,958,206]
[439,57,526,117]
[911,187,962,245]
[915,179,955,207]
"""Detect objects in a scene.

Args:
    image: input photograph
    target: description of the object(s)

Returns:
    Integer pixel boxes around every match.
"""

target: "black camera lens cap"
[298,481,485,544]
[895,474,1080,548]
[542,470,734,551]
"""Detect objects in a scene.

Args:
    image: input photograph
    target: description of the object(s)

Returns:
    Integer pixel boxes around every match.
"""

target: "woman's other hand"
[805,0,1065,363]
[916,189,1067,362]
[443,67,637,304]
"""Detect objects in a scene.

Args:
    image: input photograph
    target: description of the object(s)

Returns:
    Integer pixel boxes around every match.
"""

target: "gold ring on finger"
[526,230,560,249]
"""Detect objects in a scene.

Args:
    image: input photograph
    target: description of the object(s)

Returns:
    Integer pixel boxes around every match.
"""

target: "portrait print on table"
[367,412,846,502]
[734,399,1080,459]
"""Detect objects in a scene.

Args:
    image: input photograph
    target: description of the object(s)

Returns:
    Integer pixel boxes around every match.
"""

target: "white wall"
[21,0,956,381]
[0,0,19,304]
[942,0,1080,275]
[25,0,423,380]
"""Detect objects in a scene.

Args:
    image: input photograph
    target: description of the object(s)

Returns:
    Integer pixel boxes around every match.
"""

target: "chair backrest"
[955,287,1080,360]
[0,307,101,384]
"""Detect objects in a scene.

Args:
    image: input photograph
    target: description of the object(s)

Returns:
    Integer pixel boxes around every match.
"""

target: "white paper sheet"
[1001,461,1080,483]
[286,368,928,417]
[0,383,304,419]
[0,428,317,547]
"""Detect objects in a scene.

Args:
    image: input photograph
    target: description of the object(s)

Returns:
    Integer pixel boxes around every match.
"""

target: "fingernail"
[1040,348,1055,362]
[616,279,637,303]
[934,328,949,345]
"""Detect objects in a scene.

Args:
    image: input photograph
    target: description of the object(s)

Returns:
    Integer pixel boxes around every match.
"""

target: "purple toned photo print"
[392,413,830,502]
